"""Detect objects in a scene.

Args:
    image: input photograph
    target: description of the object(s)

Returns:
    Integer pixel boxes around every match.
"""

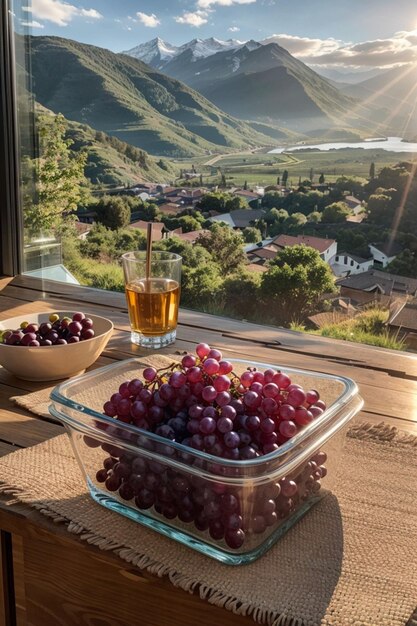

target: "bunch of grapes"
[102,343,326,459]
[0,312,95,347]
[90,344,328,551]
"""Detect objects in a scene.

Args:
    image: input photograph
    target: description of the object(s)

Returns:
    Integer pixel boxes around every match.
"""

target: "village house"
[156,202,183,217]
[387,301,417,348]
[247,234,337,267]
[271,234,337,262]
[128,221,182,240]
[337,269,417,304]
[369,242,402,268]
[330,251,374,277]
[209,208,267,229]
[233,189,262,205]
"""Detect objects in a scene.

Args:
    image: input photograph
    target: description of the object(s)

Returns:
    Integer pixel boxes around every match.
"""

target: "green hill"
[36,104,172,186]
[29,36,273,157]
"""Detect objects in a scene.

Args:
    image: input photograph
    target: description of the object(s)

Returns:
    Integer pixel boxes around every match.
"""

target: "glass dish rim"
[121,251,182,263]
[50,357,359,469]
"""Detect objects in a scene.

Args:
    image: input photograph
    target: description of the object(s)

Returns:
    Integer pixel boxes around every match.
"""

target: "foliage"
[196,192,247,213]
[261,191,283,209]
[160,214,203,233]
[222,272,262,318]
[242,227,262,243]
[24,114,87,237]
[321,202,350,223]
[307,211,322,223]
[181,264,224,310]
[197,224,245,273]
[80,223,146,261]
[260,245,336,324]
[94,195,131,230]
[386,249,417,278]
[366,192,395,225]
[317,309,404,350]
[369,162,375,179]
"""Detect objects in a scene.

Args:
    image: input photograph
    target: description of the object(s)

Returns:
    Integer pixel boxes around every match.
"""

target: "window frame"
[0,0,23,277]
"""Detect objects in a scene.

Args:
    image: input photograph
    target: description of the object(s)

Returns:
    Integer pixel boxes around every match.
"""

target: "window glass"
[11,0,417,351]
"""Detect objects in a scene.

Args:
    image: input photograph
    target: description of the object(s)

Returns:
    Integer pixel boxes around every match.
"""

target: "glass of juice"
[121,251,182,348]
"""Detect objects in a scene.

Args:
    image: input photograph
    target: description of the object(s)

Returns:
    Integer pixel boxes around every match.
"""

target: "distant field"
[167,148,416,187]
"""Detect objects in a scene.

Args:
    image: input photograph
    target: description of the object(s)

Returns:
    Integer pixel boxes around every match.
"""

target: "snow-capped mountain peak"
[123,38,178,67]
[123,37,248,68]
[178,37,246,59]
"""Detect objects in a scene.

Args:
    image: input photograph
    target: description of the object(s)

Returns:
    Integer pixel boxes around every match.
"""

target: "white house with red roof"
[271,234,337,262]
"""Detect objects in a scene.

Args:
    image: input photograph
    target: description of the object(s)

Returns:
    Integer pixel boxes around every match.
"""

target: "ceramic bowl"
[0,311,113,381]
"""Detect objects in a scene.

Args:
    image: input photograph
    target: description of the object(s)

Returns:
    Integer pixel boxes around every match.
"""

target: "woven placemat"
[4,378,417,625]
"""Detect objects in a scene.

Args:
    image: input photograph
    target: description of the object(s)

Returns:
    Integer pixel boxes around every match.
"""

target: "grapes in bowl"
[0,311,113,381]
[49,347,363,563]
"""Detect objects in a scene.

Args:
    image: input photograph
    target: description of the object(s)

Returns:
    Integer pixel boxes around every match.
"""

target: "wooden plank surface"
[0,275,416,626]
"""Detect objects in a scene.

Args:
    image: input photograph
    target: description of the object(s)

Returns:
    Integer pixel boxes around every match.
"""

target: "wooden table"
[0,275,416,626]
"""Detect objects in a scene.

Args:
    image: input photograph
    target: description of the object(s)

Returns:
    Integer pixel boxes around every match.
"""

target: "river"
[269,136,417,154]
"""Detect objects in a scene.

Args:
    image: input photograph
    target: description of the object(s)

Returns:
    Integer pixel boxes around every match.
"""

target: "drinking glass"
[121,251,182,348]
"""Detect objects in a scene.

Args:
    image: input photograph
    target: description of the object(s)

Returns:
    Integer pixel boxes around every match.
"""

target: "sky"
[16,0,417,69]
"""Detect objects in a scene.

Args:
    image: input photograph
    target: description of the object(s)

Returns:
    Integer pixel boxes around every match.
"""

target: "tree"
[242,227,262,243]
[223,271,261,318]
[261,191,283,209]
[197,192,245,213]
[366,193,394,225]
[321,202,350,223]
[181,264,223,310]
[307,211,322,223]
[369,162,375,180]
[197,223,245,274]
[200,174,203,186]
[260,245,336,324]
[95,195,131,230]
[221,173,227,187]
[277,176,280,186]
[282,170,289,186]
[243,180,248,190]
[386,249,417,278]
[225,196,248,211]
[319,173,325,184]
[24,113,87,237]
[309,167,314,182]
[285,212,307,227]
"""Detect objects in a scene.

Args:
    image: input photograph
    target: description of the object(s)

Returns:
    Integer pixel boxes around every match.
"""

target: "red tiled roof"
[174,229,210,243]
[272,234,336,254]
[129,221,182,240]
[250,248,277,260]
[388,302,417,331]
[157,203,182,215]
[233,190,261,199]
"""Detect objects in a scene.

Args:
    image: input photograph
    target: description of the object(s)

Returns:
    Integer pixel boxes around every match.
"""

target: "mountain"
[29,36,273,157]
[124,37,178,69]
[124,37,246,69]
[160,41,366,132]
[341,64,417,135]
[36,105,171,186]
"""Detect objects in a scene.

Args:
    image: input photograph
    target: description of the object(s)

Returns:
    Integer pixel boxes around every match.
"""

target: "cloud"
[263,34,341,57]
[21,19,44,28]
[197,0,256,7]
[264,30,417,68]
[175,11,208,27]
[228,26,240,32]
[25,0,102,26]
[136,12,160,28]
